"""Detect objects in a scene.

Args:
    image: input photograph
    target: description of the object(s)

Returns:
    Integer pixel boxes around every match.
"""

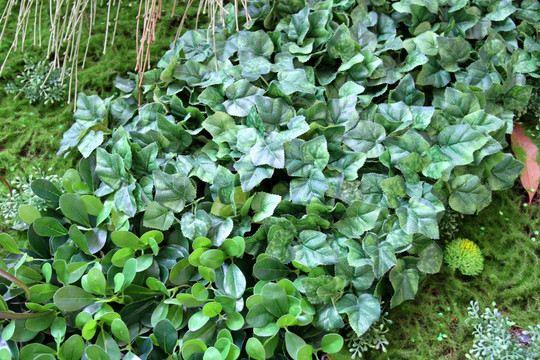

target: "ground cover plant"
[0,0,539,359]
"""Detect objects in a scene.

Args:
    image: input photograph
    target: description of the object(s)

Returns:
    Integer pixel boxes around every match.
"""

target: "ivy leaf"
[294,230,338,268]
[438,125,488,166]
[251,193,281,222]
[234,155,274,192]
[437,37,471,72]
[389,74,424,106]
[290,169,329,205]
[396,197,440,239]
[250,141,285,169]
[336,293,380,337]
[448,175,491,214]
[334,201,381,239]
[417,242,443,274]
[154,171,196,213]
[95,148,127,190]
[389,260,419,308]
[362,233,397,278]
[143,202,176,231]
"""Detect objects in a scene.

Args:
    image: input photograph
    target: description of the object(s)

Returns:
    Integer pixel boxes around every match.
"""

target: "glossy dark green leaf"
[154,319,178,354]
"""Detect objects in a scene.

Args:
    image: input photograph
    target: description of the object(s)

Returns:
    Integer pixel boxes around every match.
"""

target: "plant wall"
[0,0,538,359]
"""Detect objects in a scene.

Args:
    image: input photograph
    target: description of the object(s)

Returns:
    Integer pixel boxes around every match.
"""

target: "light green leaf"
[252,192,281,222]
[334,201,381,239]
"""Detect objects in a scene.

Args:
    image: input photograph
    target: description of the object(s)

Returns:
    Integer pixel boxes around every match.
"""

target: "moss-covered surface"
[333,188,540,359]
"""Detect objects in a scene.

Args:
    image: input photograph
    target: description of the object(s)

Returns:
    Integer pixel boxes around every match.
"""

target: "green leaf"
[261,283,288,317]
[246,338,266,360]
[154,170,196,213]
[200,249,226,269]
[223,263,246,299]
[334,201,381,239]
[246,303,274,328]
[417,242,443,274]
[59,193,90,226]
[336,293,380,337]
[143,202,175,231]
[389,260,419,308]
[53,285,95,312]
[154,319,177,354]
[60,335,85,360]
[111,318,130,343]
[225,312,245,331]
[33,217,68,237]
[20,344,56,359]
[31,179,62,204]
[320,334,344,354]
[203,347,222,360]
[0,233,20,254]
[111,231,146,250]
[253,257,291,281]
[18,204,41,225]
[285,332,307,360]
[449,175,491,214]
[294,230,337,268]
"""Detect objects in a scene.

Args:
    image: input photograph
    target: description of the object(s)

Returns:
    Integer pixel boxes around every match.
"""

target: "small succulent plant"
[5,57,67,104]
[444,238,484,276]
[466,301,540,360]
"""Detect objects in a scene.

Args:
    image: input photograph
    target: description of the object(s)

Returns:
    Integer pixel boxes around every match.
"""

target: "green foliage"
[5,58,67,105]
[344,309,392,359]
[444,238,484,276]
[465,301,540,360]
[439,209,464,241]
[1,0,539,358]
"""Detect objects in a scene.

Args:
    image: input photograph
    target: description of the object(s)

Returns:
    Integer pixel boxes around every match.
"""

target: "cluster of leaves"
[5,58,67,105]
[465,301,540,360]
[444,238,484,276]
[0,0,539,358]
[344,309,392,359]
[0,167,60,231]
[438,209,465,241]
